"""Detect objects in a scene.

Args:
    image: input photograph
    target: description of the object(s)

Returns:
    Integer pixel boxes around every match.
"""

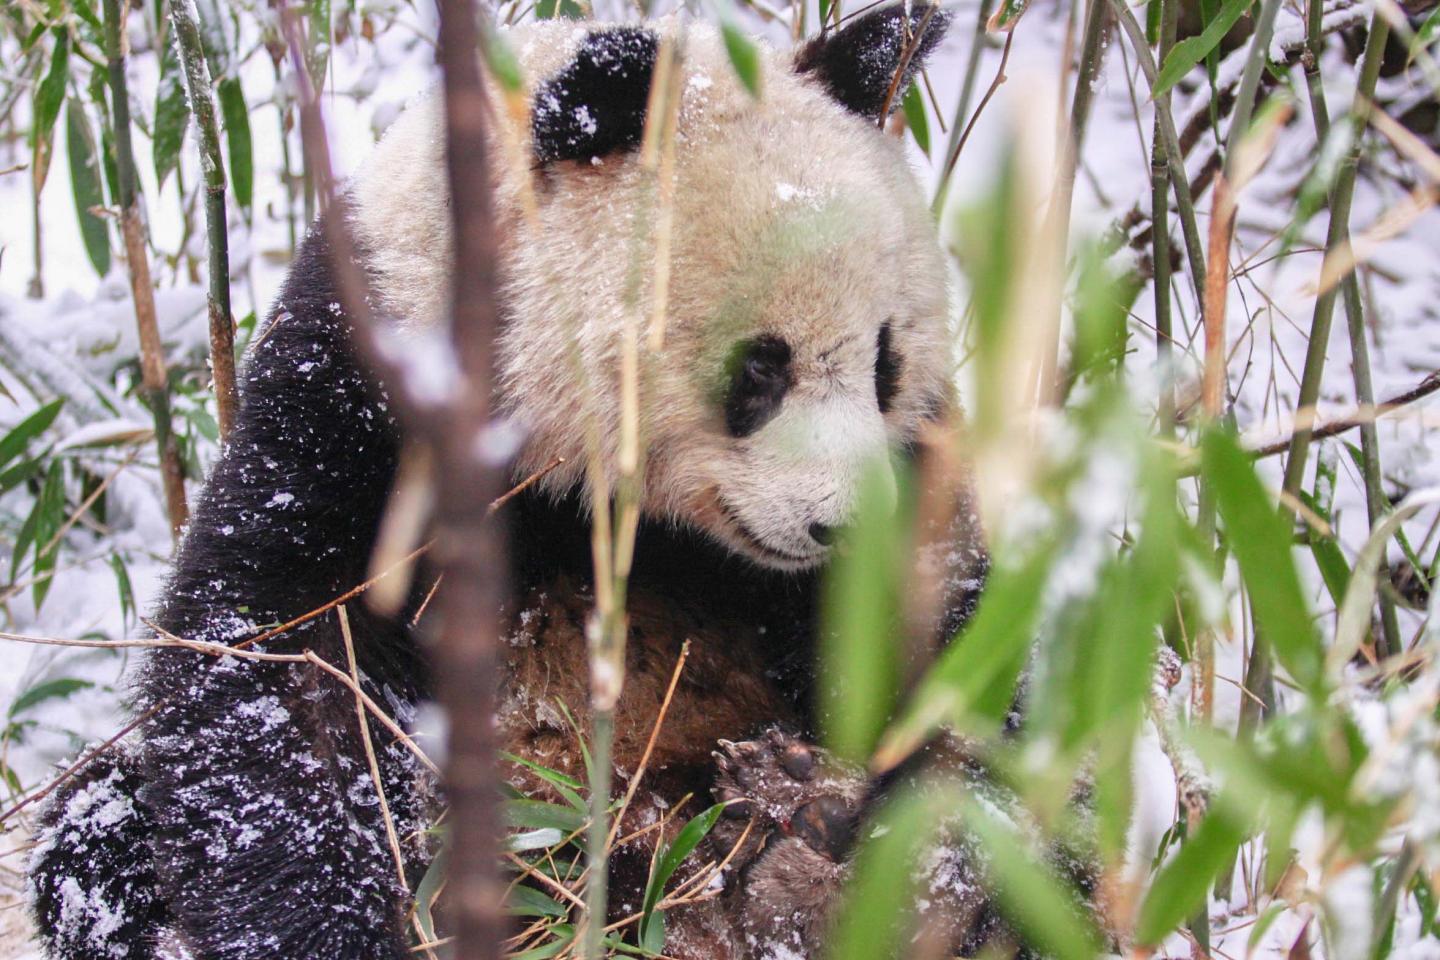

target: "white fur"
[348,20,952,571]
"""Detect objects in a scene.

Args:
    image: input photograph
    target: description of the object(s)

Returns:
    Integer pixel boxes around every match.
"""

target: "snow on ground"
[1,0,1438,956]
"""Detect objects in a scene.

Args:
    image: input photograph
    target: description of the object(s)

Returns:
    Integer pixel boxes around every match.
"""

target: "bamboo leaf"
[218,76,252,212]
[638,803,725,946]
[1201,428,1323,694]
[1134,798,1249,945]
[9,678,94,718]
[66,98,111,277]
[0,400,64,471]
[505,883,566,919]
[31,460,66,612]
[505,798,586,834]
[32,30,69,150]
[720,20,762,98]
[821,461,908,762]
[901,83,930,155]
[873,543,1053,771]
[31,29,70,193]
[964,795,1105,960]
[1152,0,1256,97]
[153,29,190,190]
[534,0,584,18]
[826,790,938,960]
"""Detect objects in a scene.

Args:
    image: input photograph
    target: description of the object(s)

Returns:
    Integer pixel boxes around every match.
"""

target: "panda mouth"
[716,498,823,567]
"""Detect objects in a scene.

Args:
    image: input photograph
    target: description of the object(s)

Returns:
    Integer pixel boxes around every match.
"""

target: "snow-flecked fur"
[28,749,166,960]
[28,8,994,959]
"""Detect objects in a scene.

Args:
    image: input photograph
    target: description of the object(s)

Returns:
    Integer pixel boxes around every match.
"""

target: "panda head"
[353,5,954,573]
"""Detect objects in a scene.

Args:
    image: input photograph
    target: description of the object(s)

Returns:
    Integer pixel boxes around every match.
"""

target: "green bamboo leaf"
[901,83,930,155]
[873,543,1053,770]
[31,29,70,193]
[9,678,94,718]
[307,0,331,92]
[721,20,762,98]
[414,843,448,940]
[1410,7,1439,66]
[1134,798,1249,946]
[109,552,135,627]
[821,461,908,762]
[506,883,567,919]
[153,29,190,190]
[0,400,64,471]
[964,795,1105,960]
[505,798,586,834]
[534,0,584,18]
[31,460,66,612]
[218,76,252,212]
[987,0,1031,32]
[481,26,524,93]
[66,99,111,277]
[1152,0,1256,97]
[638,803,725,947]
[503,751,588,811]
[511,925,574,960]
[32,30,69,150]
[826,790,938,960]
[1201,428,1323,694]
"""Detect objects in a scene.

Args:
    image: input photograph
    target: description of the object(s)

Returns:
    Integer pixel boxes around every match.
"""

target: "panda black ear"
[531,27,659,164]
[794,4,952,120]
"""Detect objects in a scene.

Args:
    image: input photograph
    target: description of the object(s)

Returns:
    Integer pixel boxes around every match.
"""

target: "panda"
[27,8,1007,960]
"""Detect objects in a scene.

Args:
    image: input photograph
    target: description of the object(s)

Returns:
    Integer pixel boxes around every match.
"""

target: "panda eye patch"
[875,321,901,413]
[724,336,792,437]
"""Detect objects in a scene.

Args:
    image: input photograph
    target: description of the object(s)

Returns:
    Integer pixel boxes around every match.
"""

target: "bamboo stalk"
[1039,0,1111,398]
[1298,0,1402,661]
[168,0,238,440]
[103,0,189,540]
[432,1,508,957]
[1240,9,1395,736]
[1151,0,1176,434]
[1107,0,1209,306]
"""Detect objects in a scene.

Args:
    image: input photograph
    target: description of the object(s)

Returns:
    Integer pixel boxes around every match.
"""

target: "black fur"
[723,336,794,439]
[29,749,167,960]
[531,27,659,164]
[874,321,901,413]
[794,4,953,120]
[27,223,834,959]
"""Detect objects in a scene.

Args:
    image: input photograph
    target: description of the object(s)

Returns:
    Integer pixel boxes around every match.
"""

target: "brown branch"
[281,3,509,956]
[1249,370,1440,459]
[103,0,188,539]
[0,705,159,826]
[874,3,941,126]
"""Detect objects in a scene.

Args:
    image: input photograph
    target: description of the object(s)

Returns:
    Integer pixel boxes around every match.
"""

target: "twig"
[103,0,189,540]
[1106,0,1209,305]
[339,605,410,893]
[1247,371,1440,459]
[936,31,1015,206]
[603,641,691,852]
[168,0,238,440]
[874,3,941,125]
[0,706,158,826]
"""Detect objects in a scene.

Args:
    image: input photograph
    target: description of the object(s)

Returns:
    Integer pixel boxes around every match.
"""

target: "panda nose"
[808,523,837,546]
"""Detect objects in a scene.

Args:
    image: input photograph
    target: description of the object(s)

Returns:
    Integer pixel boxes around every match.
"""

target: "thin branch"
[168,0,238,439]
[103,0,188,538]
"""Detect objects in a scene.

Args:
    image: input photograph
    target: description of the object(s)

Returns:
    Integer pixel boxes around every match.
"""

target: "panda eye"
[875,321,901,413]
[724,336,792,437]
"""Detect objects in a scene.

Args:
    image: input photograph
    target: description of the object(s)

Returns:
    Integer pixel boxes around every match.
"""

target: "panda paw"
[710,728,866,865]
[710,730,867,958]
